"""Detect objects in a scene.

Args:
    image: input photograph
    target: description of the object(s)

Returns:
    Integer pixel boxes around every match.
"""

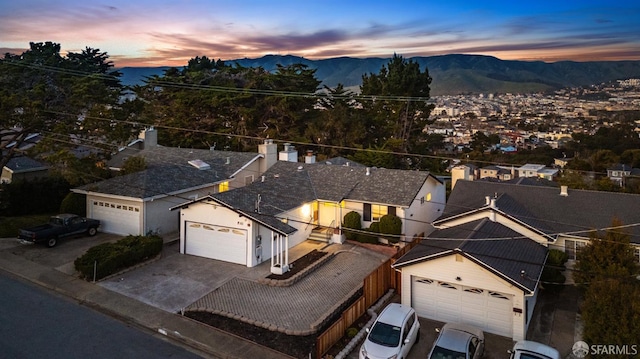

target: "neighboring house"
[517,163,558,181]
[1,155,49,184]
[450,164,478,189]
[479,165,514,181]
[171,160,446,274]
[73,128,278,236]
[393,179,640,341]
[607,164,640,187]
[553,157,572,168]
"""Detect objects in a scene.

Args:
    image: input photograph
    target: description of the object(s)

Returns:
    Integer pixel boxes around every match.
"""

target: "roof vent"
[366,167,371,176]
[560,185,569,196]
[226,157,230,165]
[188,159,210,170]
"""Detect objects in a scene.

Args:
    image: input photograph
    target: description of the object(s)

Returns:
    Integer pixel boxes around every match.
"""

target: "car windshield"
[368,322,401,347]
[430,345,467,359]
[519,354,549,359]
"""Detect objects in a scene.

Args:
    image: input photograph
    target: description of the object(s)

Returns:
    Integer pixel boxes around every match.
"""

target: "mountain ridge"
[117,54,640,96]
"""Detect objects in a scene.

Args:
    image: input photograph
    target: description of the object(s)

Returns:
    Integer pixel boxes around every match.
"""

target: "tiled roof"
[247,161,434,206]
[393,228,547,293]
[76,146,260,199]
[440,180,640,243]
[195,161,436,234]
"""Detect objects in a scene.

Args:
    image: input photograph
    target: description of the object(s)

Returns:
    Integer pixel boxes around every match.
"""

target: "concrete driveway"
[2,232,120,273]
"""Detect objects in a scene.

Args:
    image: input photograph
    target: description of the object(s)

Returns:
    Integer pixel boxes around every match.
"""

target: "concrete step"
[308,230,332,242]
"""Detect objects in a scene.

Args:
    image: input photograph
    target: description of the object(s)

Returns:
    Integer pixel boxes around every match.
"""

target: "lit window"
[426,193,432,202]
[372,204,387,221]
[219,181,229,192]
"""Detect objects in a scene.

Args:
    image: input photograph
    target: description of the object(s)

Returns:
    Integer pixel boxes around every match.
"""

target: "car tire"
[47,237,57,248]
[416,328,420,344]
[88,227,98,236]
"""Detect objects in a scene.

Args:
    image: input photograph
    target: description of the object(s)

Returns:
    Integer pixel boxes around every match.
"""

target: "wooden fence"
[315,236,422,358]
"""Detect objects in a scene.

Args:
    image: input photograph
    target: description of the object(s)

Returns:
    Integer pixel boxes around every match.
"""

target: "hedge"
[74,235,163,281]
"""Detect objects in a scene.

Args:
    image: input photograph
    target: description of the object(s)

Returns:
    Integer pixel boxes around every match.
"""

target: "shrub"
[357,228,379,244]
[369,221,380,233]
[547,249,569,268]
[346,327,359,338]
[74,235,163,281]
[379,214,401,235]
[59,192,87,216]
[343,211,362,241]
[541,249,568,287]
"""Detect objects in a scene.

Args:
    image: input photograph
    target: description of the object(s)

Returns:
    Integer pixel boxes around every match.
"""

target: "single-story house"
[393,179,640,340]
[171,160,446,274]
[1,155,49,184]
[73,128,278,236]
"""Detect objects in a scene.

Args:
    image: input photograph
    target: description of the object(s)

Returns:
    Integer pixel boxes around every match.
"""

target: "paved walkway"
[188,247,387,335]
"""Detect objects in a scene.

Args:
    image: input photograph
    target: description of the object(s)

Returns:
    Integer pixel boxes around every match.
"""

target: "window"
[219,181,229,192]
[426,193,432,202]
[416,278,433,285]
[372,205,387,221]
[489,291,509,300]
[464,287,483,294]
[565,239,587,260]
[439,282,458,290]
[363,203,372,221]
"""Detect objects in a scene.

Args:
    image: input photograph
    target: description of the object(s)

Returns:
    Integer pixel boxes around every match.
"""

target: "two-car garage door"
[185,222,247,265]
[411,276,513,338]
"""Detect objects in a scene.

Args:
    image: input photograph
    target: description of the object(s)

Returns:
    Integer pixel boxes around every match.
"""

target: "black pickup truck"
[18,214,101,248]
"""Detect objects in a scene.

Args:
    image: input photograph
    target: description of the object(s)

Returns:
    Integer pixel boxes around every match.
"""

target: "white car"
[427,323,485,359]
[509,340,560,359]
[359,303,420,359]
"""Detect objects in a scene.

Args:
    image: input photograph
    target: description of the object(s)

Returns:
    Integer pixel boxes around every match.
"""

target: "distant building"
[607,164,640,187]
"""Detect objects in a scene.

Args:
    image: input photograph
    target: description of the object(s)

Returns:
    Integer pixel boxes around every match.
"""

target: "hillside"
[117,54,640,96]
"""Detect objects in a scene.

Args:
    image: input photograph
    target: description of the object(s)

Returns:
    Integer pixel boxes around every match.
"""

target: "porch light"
[301,204,311,218]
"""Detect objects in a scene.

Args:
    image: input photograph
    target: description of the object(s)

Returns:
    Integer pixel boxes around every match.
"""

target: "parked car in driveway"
[427,322,484,359]
[18,214,100,248]
[359,303,420,359]
[509,340,560,359]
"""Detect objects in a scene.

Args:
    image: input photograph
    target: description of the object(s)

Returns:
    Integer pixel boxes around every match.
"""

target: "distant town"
[428,78,640,152]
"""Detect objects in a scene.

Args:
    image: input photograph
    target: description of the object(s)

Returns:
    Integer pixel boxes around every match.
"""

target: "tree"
[581,279,640,349]
[574,218,639,285]
[0,42,138,178]
[309,84,366,158]
[135,60,321,152]
[621,149,640,168]
[360,54,434,162]
[575,218,640,350]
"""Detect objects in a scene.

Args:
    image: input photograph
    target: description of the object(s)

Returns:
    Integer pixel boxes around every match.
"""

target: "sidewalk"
[0,242,294,359]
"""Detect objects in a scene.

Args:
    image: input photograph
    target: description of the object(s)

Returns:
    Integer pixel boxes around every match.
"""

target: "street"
[0,270,205,359]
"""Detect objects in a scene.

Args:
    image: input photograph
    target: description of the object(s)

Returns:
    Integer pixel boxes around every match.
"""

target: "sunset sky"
[1,0,639,67]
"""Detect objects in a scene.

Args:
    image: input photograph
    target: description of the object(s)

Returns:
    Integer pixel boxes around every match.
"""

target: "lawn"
[0,214,53,238]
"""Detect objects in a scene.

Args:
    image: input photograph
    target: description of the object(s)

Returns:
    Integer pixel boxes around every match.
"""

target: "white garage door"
[91,200,141,235]
[185,222,247,265]
[411,277,513,338]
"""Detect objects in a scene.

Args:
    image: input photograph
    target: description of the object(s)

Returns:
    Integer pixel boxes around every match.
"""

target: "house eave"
[229,154,263,178]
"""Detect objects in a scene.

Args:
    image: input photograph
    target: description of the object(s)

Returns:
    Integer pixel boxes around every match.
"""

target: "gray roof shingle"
[439,180,640,243]
[76,146,260,199]
[183,161,437,234]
